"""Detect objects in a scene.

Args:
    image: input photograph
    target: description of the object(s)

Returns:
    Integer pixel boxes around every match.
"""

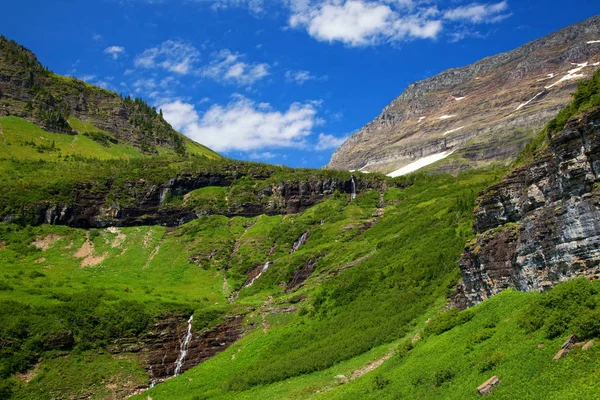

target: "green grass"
[0,116,145,160]
[0,166,502,399]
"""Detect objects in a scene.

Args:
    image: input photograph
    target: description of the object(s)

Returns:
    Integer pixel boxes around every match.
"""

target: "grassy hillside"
[0,35,220,160]
[0,166,504,399]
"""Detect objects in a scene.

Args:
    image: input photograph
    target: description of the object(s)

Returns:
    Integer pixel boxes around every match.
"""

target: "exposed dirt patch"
[16,360,41,383]
[350,352,393,380]
[75,233,107,267]
[31,234,62,252]
[143,229,154,249]
[107,227,127,248]
[74,234,94,259]
[143,231,166,270]
[34,257,46,264]
[80,253,107,267]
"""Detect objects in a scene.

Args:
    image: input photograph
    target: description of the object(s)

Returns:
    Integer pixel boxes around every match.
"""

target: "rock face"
[108,314,244,381]
[1,172,395,228]
[327,15,600,174]
[456,108,600,308]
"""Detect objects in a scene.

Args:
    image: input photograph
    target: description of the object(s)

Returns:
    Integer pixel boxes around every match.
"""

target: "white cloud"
[135,40,200,74]
[92,33,103,42]
[200,49,269,85]
[288,0,443,46]
[315,133,348,150]
[285,69,324,84]
[159,96,322,152]
[80,74,97,82]
[444,1,510,24]
[248,151,277,159]
[209,0,265,14]
[104,46,126,59]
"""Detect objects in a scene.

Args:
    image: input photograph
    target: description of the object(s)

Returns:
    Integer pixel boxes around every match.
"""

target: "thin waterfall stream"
[174,315,193,377]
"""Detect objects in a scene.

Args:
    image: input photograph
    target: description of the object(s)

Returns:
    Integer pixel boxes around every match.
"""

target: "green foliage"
[520,278,600,340]
[424,308,474,336]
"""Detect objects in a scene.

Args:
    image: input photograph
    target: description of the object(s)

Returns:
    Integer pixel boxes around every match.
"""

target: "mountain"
[0,36,219,159]
[455,68,600,308]
[327,15,600,175]
[2,34,600,400]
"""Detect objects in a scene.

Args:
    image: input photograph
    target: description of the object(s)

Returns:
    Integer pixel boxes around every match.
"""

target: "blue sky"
[1,1,598,167]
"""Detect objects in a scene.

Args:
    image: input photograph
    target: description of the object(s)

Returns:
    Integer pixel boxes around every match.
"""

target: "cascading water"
[244,261,270,288]
[173,315,193,377]
[350,176,356,201]
[290,232,309,253]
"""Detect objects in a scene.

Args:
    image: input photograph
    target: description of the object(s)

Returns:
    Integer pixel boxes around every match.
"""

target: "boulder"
[477,375,500,395]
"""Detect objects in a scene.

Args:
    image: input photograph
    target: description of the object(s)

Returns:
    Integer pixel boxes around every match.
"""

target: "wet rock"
[108,314,245,380]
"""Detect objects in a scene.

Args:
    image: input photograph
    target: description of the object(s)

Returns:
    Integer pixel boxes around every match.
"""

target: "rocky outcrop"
[108,314,244,381]
[1,172,396,228]
[456,108,600,308]
[327,15,600,174]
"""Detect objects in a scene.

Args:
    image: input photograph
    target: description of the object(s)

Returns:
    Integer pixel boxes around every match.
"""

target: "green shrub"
[425,309,474,336]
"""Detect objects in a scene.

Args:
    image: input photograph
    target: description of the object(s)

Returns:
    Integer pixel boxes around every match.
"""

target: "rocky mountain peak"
[327,15,600,175]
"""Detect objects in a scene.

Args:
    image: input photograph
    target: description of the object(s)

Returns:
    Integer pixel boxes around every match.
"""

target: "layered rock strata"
[455,108,600,308]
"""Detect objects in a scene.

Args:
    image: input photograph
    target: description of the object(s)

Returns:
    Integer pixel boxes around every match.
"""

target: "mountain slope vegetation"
[1,37,600,400]
[0,35,219,159]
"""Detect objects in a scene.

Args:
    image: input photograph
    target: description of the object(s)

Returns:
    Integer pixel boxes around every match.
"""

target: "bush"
[434,368,456,387]
[425,309,474,336]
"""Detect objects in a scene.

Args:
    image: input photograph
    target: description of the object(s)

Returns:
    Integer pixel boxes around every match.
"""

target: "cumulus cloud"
[135,40,200,74]
[444,1,510,23]
[159,96,322,152]
[104,46,125,59]
[288,0,443,46]
[315,133,348,150]
[200,49,270,85]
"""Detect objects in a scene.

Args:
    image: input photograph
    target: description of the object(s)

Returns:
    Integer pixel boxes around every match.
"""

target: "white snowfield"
[587,40,600,44]
[516,91,545,111]
[443,126,464,136]
[439,115,455,120]
[545,62,590,89]
[387,151,454,177]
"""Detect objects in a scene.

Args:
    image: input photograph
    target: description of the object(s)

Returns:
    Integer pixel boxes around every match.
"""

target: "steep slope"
[327,15,600,175]
[455,68,600,308]
[0,36,219,159]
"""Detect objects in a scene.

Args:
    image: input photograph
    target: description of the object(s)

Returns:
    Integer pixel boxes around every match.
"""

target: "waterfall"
[244,261,270,288]
[290,232,309,253]
[350,176,356,201]
[174,315,193,377]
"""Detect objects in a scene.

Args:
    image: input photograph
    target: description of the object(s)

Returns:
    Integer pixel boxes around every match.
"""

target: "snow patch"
[443,126,464,136]
[545,62,590,89]
[516,91,545,111]
[439,115,455,120]
[418,116,426,123]
[452,96,466,101]
[587,40,600,44]
[537,73,555,82]
[387,151,454,177]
